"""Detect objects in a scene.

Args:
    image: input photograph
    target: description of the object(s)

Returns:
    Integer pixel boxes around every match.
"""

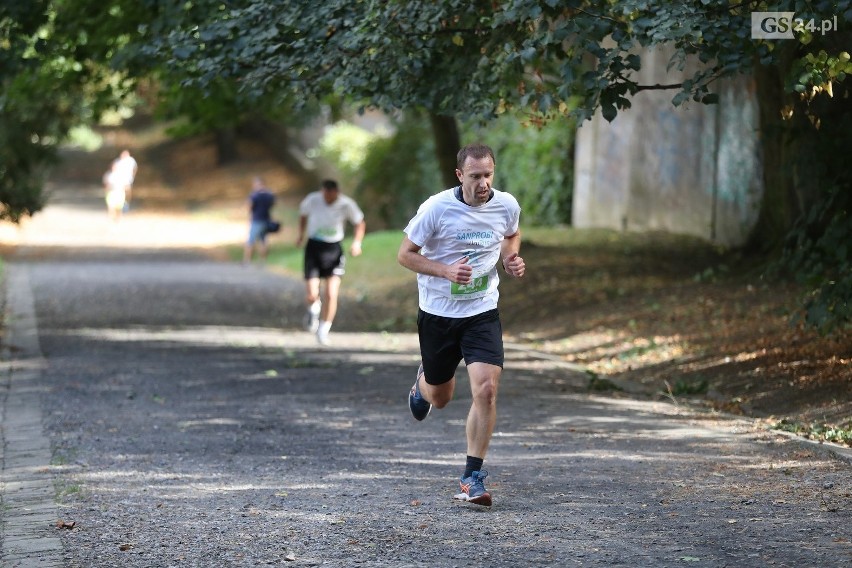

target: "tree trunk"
[214,127,239,165]
[747,52,801,253]
[429,113,461,188]
[238,117,316,183]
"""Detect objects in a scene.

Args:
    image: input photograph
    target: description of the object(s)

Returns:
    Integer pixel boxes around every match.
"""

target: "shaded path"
[1,253,847,567]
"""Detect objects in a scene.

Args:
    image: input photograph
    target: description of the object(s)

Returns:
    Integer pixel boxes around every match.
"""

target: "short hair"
[321,179,339,191]
[456,143,495,171]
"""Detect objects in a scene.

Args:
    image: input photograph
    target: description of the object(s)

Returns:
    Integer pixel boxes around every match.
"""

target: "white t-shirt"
[404,187,521,318]
[299,191,364,243]
[113,155,137,186]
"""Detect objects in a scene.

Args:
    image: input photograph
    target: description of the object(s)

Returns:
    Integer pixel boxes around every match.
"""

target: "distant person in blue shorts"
[243,176,276,264]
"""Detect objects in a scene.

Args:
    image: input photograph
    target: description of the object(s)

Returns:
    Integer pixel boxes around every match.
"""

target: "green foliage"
[667,378,709,396]
[146,1,796,122]
[354,111,443,230]
[317,121,388,190]
[587,372,623,392]
[65,125,104,151]
[1,2,56,221]
[466,114,574,225]
[342,109,576,229]
[7,1,849,222]
[788,50,852,97]
[0,100,50,222]
[766,55,852,335]
[266,230,413,292]
[155,81,243,138]
[774,185,851,334]
[693,264,731,283]
[0,0,147,221]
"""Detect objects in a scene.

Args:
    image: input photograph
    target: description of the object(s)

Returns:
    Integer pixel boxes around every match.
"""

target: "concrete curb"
[1,264,64,567]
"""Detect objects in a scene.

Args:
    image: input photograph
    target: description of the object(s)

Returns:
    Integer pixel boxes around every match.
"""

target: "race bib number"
[450,275,489,299]
[313,227,337,239]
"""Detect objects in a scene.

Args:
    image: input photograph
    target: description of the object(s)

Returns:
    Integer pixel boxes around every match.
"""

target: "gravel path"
[1,198,850,567]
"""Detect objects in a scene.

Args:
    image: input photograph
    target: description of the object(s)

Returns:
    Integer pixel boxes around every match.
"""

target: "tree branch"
[575,8,620,24]
[634,83,682,91]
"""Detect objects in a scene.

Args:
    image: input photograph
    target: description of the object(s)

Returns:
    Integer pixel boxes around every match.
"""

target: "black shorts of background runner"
[417,308,504,385]
[304,239,345,279]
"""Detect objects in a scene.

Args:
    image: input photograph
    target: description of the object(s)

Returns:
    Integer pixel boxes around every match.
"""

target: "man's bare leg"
[465,362,501,459]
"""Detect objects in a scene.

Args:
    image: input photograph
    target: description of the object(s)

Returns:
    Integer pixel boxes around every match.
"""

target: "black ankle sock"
[464,456,484,478]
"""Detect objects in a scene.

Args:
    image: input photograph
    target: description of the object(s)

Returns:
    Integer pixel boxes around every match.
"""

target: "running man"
[297,179,366,345]
[398,142,526,507]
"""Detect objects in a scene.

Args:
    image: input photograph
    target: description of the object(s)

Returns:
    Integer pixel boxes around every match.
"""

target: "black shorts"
[417,308,504,386]
[304,239,345,279]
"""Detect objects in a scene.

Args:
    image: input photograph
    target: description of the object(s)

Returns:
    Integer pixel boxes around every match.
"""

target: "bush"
[321,110,577,230]
[776,185,851,334]
[354,111,442,230]
[317,121,387,190]
[465,114,575,226]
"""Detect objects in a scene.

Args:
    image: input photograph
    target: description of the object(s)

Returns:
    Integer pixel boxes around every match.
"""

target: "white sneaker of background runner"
[316,320,332,345]
[305,300,321,333]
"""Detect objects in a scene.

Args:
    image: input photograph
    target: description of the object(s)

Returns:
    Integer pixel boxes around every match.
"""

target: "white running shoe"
[316,321,332,345]
[316,329,331,346]
[304,301,321,333]
[303,311,320,334]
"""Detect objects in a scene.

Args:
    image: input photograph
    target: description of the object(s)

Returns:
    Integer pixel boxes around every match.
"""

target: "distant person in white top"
[112,150,138,209]
[297,179,366,345]
[398,142,526,507]
[102,162,126,221]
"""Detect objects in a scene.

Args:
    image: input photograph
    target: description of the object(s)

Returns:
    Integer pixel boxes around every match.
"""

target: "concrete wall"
[572,46,764,246]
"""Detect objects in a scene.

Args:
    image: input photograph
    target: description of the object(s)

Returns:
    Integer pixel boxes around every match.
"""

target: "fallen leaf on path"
[55,520,76,530]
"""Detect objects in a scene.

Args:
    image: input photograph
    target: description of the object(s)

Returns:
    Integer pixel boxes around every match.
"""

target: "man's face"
[456,155,495,206]
[322,187,339,204]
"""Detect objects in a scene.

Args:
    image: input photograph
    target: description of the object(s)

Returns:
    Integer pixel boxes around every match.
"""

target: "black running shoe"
[408,364,432,421]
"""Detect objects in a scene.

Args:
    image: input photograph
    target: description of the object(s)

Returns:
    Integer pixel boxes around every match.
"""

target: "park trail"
[0,181,849,567]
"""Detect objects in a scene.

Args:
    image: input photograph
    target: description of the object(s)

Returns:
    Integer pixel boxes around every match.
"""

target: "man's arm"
[398,236,473,284]
[500,231,525,278]
[350,220,366,256]
[297,215,308,247]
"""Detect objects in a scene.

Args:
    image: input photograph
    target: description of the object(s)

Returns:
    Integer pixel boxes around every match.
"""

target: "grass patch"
[668,378,709,396]
[586,371,623,392]
[57,483,83,497]
[772,419,852,447]
[261,229,414,291]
